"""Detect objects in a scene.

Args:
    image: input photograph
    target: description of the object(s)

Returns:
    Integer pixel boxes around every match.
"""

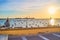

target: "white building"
[10,18,49,28]
[0,18,60,28]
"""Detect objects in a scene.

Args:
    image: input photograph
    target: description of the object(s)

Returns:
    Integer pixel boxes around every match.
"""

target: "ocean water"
[0,19,14,27]
[0,20,6,26]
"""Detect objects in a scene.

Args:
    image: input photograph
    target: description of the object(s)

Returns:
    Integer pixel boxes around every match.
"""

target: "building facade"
[0,18,60,28]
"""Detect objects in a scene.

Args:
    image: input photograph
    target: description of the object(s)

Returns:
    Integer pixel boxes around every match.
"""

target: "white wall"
[10,19,49,28]
[55,20,60,26]
[0,18,60,28]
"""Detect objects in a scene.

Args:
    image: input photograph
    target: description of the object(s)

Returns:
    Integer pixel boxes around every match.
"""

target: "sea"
[0,19,14,27]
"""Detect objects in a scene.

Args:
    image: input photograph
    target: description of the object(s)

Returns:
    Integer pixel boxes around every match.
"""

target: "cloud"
[0,0,51,10]
[0,0,59,13]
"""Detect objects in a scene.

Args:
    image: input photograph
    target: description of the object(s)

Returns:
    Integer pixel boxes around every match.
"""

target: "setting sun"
[48,7,56,15]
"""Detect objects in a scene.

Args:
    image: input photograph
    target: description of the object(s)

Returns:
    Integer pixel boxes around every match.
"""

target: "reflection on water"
[0,35,8,40]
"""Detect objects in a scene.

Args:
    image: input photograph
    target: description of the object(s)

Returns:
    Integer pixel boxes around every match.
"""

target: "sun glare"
[48,7,56,14]
[50,19,55,25]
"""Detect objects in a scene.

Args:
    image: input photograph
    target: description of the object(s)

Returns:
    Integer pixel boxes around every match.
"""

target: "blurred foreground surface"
[0,32,60,40]
[8,32,60,40]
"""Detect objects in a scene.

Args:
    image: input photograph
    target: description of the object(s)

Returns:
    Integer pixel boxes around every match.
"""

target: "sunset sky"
[0,0,60,18]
